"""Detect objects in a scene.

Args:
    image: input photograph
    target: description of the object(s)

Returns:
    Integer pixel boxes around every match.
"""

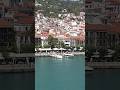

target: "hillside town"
[35,11,85,48]
[35,0,85,52]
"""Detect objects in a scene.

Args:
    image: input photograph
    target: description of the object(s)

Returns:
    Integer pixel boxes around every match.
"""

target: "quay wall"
[0,64,34,73]
[86,62,120,69]
[35,52,85,56]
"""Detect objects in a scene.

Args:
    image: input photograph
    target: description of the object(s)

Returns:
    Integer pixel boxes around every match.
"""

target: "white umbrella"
[60,48,66,50]
[38,48,52,51]
[53,48,59,50]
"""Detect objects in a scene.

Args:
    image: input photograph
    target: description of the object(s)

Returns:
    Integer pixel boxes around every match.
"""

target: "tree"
[48,35,58,49]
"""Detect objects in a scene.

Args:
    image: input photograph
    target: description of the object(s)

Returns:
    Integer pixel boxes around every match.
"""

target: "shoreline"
[0,64,34,73]
[86,62,120,69]
[35,52,85,57]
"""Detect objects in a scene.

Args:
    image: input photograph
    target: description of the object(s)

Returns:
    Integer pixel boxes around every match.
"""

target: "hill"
[36,0,84,17]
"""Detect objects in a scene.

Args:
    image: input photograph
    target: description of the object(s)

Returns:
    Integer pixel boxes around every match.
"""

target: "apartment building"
[86,23,120,50]
[0,19,15,50]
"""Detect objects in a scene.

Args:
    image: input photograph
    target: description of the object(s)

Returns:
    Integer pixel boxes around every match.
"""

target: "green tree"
[48,35,58,49]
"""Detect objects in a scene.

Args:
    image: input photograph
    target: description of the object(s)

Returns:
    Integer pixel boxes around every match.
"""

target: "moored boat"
[64,53,74,57]
[50,53,63,59]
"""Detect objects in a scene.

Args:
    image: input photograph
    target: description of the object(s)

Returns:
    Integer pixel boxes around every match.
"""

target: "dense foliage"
[36,0,84,17]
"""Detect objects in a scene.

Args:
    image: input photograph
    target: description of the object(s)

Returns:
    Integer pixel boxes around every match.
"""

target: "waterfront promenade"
[0,64,34,72]
[35,52,85,57]
[87,62,120,69]
[0,53,35,72]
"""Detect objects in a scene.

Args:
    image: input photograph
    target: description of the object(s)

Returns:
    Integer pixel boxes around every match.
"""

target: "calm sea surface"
[86,69,120,90]
[36,55,85,90]
[0,72,34,90]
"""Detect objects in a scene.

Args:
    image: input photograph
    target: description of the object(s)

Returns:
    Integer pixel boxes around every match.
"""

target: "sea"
[35,55,85,90]
[86,69,120,90]
[0,55,119,90]
[0,72,34,90]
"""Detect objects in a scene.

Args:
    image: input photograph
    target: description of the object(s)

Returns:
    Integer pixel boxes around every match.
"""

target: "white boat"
[64,53,74,57]
[50,53,63,59]
[55,54,63,59]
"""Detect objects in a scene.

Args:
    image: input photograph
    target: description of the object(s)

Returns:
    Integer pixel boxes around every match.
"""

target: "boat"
[50,53,63,59]
[64,53,74,57]
[55,54,63,59]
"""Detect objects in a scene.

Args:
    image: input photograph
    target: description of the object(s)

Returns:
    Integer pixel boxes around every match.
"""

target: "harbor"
[35,51,85,57]
[36,55,85,90]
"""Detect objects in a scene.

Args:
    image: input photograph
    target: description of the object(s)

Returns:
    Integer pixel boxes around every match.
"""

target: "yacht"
[64,52,74,57]
[50,53,63,59]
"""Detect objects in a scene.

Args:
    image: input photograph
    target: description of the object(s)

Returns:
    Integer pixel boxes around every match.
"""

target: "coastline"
[0,64,34,73]
[35,52,85,57]
[86,62,120,69]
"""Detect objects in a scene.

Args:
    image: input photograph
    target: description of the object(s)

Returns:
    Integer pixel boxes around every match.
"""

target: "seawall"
[86,62,120,69]
[0,64,34,73]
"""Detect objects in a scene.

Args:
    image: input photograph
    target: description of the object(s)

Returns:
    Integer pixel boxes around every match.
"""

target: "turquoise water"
[35,55,85,90]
